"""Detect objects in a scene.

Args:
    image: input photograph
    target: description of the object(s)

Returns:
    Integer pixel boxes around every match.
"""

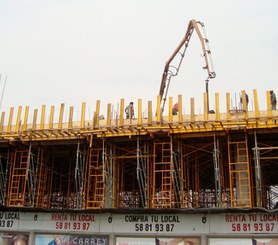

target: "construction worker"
[125,102,134,119]
[270,90,277,110]
[240,92,249,109]
[172,102,178,115]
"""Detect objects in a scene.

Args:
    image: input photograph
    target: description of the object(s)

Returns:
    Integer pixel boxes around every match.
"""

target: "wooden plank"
[49,106,55,129]
[58,103,65,129]
[253,89,260,118]
[32,109,38,130]
[226,92,231,121]
[68,106,73,129]
[178,94,182,123]
[81,102,86,128]
[107,103,111,127]
[94,100,100,128]
[156,96,161,123]
[203,93,208,121]
[7,107,14,132]
[40,105,46,130]
[15,106,22,132]
[119,99,124,126]
[137,99,142,125]
[22,106,29,131]
[0,112,5,132]
[215,93,220,120]
[148,101,152,125]
[168,97,173,123]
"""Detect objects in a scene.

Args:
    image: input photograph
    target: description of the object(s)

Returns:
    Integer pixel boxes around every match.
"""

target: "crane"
[158,19,216,114]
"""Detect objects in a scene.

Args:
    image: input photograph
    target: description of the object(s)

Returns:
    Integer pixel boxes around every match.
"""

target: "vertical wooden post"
[58,103,65,129]
[215,93,220,121]
[266,91,272,124]
[190,98,195,123]
[148,101,152,125]
[168,97,173,123]
[138,99,142,125]
[204,93,208,121]
[178,94,183,123]
[156,95,161,123]
[107,103,111,127]
[68,106,74,128]
[226,92,231,121]
[81,102,86,128]
[40,105,46,130]
[7,107,14,132]
[15,106,22,132]
[22,106,29,131]
[32,109,38,130]
[49,106,55,130]
[119,99,124,126]
[253,89,260,118]
[94,100,100,128]
[0,112,5,132]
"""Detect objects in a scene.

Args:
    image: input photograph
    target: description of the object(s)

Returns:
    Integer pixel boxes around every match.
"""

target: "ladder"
[8,150,29,206]
[228,135,252,208]
[152,142,172,208]
[86,148,105,209]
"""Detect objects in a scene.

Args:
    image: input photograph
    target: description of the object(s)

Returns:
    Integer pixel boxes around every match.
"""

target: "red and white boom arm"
[158,19,216,113]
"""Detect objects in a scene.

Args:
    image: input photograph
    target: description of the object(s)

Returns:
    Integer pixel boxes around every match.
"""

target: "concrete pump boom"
[159,19,216,113]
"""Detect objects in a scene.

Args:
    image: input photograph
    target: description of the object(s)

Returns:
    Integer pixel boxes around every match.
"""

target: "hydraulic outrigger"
[159,19,216,114]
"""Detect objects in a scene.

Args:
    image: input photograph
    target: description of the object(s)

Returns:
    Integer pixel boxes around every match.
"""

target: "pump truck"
[158,19,216,114]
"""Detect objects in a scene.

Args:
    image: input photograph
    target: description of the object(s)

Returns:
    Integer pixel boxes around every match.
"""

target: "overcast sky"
[0,0,277,120]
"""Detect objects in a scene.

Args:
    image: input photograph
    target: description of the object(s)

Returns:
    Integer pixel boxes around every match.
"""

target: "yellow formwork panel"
[0,89,277,141]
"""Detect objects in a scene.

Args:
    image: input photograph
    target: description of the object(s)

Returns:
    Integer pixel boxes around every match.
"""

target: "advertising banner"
[208,238,278,245]
[116,237,200,245]
[0,211,277,235]
[35,234,109,245]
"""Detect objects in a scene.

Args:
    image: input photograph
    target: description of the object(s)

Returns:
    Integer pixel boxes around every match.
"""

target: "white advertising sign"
[0,211,277,235]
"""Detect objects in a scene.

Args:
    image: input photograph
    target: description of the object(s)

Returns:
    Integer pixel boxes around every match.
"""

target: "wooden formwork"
[0,90,277,210]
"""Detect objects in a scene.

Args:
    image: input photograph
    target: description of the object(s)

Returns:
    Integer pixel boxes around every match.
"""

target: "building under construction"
[0,90,277,211]
[0,19,277,245]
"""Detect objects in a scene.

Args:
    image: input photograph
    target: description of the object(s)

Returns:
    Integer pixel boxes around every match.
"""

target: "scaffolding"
[152,141,173,208]
[0,152,9,205]
[0,90,277,210]
[86,147,105,209]
[7,149,29,206]
[228,133,252,208]
[136,137,147,208]
[252,131,278,209]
